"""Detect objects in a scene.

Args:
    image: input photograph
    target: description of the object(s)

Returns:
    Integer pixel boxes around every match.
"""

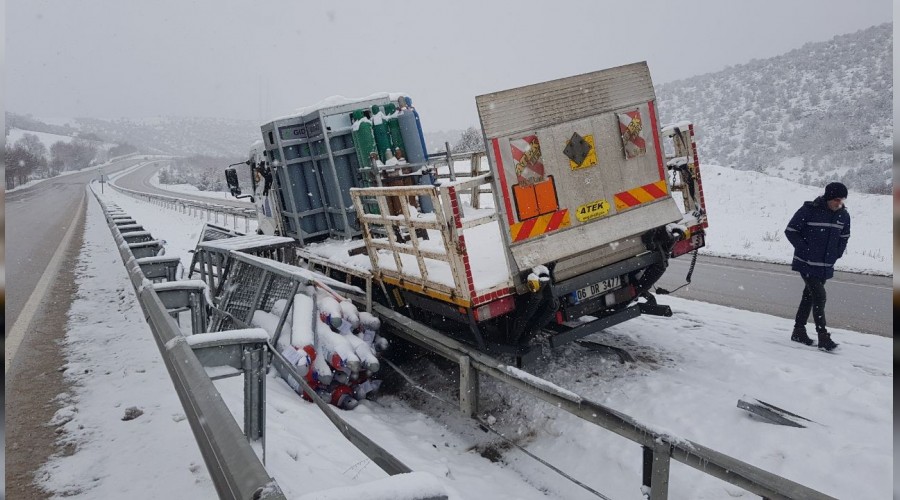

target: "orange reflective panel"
[533,177,559,215]
[513,183,540,220]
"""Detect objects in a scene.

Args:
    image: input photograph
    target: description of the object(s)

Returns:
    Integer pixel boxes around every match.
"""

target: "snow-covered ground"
[6,128,79,148]
[34,168,892,498]
[6,127,119,155]
[149,171,239,201]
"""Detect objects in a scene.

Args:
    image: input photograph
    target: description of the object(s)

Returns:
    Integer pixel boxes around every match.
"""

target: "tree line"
[5,132,137,189]
[156,155,233,192]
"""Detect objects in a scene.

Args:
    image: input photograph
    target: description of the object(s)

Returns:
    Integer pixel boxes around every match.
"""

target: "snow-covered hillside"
[73,116,259,157]
[6,112,259,157]
[7,128,76,147]
[694,164,890,275]
[656,23,892,194]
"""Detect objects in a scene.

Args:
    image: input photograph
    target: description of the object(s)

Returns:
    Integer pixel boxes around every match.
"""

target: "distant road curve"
[113,160,254,210]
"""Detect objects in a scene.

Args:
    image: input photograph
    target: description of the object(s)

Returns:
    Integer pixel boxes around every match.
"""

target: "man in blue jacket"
[784,182,850,351]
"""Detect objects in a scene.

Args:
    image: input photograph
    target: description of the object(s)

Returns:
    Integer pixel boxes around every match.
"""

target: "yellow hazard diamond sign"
[564,133,597,170]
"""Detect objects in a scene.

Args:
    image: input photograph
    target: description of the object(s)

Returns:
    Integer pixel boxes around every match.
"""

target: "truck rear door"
[476,62,682,287]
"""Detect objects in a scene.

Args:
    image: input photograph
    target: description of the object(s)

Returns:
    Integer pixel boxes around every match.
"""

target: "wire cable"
[657,248,699,295]
[382,358,613,500]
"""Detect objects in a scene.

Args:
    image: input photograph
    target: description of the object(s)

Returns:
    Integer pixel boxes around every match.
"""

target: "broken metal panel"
[737,398,812,428]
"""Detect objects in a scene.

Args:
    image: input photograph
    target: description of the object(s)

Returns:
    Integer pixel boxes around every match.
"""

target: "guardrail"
[373,302,837,500]
[196,246,448,498]
[91,187,286,500]
[99,180,449,499]
[107,169,257,232]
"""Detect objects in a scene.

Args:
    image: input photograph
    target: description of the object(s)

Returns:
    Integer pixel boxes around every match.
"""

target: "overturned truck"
[225,61,709,363]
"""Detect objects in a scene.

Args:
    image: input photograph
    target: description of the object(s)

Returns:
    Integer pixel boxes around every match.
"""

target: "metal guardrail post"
[643,444,671,499]
[243,345,267,444]
[189,291,206,334]
[458,355,479,418]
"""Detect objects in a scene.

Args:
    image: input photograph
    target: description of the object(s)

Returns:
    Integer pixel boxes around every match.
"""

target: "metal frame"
[190,234,297,294]
[201,247,427,482]
[263,96,395,243]
[350,174,506,308]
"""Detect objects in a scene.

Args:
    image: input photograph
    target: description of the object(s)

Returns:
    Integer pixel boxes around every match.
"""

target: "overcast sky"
[4,0,893,132]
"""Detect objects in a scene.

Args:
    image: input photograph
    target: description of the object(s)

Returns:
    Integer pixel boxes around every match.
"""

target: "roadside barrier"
[92,186,447,500]
[91,187,286,500]
[107,173,257,232]
[374,302,837,500]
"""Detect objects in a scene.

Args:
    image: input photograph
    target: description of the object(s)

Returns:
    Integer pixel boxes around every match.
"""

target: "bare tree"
[5,143,43,188]
[15,133,48,177]
[451,127,485,154]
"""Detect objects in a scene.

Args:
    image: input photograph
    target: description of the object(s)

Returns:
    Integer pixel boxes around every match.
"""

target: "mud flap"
[638,292,672,317]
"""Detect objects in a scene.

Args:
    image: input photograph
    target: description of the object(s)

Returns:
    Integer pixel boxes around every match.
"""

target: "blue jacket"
[784,196,850,280]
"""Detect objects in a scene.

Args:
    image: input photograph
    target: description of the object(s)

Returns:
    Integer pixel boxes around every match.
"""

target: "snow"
[277,92,409,123]
[6,128,77,147]
[294,471,446,500]
[149,170,242,201]
[183,328,270,348]
[500,365,583,403]
[695,164,891,275]
[6,126,120,154]
[197,234,295,251]
[35,166,892,499]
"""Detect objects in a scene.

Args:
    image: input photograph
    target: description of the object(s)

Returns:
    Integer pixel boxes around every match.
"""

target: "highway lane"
[5,157,146,498]
[657,254,892,337]
[5,157,144,338]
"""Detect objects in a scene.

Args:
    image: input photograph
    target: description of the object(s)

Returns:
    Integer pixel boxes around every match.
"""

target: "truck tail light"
[473,296,516,322]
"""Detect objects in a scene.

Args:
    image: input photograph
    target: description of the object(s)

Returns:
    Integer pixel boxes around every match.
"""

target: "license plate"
[570,277,622,304]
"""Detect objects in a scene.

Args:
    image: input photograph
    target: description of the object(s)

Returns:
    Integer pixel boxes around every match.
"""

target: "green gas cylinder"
[371,105,392,163]
[351,109,377,186]
[384,103,405,161]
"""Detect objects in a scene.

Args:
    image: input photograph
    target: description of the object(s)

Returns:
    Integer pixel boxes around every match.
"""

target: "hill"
[8,23,891,191]
[655,23,892,194]
[6,113,259,157]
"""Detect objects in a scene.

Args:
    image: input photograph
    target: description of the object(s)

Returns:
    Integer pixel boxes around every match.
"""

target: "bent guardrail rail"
[373,302,837,500]
[197,247,421,478]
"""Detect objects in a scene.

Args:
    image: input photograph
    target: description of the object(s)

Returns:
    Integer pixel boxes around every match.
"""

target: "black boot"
[817,331,838,352]
[790,326,814,346]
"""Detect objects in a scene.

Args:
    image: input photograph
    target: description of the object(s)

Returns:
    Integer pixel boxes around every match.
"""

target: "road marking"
[5,191,86,373]
[674,259,892,291]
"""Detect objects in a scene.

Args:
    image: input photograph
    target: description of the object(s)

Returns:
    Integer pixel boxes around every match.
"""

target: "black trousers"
[794,275,827,333]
